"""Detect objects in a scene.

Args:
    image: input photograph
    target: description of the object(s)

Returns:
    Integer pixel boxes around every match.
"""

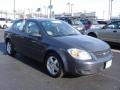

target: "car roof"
[29,18,57,21]
[15,18,59,22]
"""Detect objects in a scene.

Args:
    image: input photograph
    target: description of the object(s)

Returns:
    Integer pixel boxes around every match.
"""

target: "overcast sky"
[0,0,120,19]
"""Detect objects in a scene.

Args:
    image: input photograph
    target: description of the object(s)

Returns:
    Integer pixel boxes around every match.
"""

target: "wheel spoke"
[53,64,59,72]
[7,42,11,54]
[47,56,60,75]
[54,59,58,65]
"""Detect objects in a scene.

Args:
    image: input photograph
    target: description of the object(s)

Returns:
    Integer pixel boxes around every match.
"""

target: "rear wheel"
[45,53,64,78]
[3,25,7,29]
[6,40,16,56]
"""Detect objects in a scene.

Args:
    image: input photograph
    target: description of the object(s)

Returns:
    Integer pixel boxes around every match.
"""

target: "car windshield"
[41,20,81,37]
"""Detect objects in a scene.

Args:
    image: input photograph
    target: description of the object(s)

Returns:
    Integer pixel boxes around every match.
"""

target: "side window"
[105,22,117,29]
[25,21,40,35]
[13,20,25,31]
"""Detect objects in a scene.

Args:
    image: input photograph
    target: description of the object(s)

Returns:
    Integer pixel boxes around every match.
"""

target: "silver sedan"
[85,21,120,43]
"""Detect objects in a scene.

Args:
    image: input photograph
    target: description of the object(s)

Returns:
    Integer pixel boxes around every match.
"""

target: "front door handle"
[31,40,37,43]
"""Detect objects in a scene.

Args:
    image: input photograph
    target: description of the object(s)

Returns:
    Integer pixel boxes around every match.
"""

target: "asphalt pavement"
[0,30,120,90]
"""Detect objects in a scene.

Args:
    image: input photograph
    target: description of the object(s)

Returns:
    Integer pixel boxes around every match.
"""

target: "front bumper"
[74,60,112,75]
[64,52,112,75]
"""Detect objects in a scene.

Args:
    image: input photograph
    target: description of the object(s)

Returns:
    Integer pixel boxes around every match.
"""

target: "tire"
[6,40,16,56]
[88,33,97,38]
[3,25,7,29]
[45,53,64,78]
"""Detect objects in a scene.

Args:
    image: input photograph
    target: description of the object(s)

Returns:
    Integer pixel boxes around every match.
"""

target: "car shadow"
[15,53,48,75]
[15,53,82,78]
[0,42,49,77]
[0,42,80,78]
[1,41,120,78]
[108,42,120,50]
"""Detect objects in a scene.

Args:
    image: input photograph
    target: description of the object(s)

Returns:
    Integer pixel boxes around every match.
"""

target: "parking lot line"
[112,49,120,53]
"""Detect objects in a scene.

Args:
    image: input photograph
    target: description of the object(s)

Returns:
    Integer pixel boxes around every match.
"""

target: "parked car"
[4,18,112,78]
[85,21,120,43]
[56,17,85,33]
[0,18,12,29]
[80,19,91,30]
[80,18,101,30]
[0,18,7,29]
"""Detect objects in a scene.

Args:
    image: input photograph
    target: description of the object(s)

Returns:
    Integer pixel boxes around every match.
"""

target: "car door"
[11,20,26,53]
[98,22,118,42]
[112,21,120,43]
[23,20,45,61]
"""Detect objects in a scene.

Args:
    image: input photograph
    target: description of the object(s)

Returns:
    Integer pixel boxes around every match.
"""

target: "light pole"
[13,0,16,19]
[110,0,114,19]
[109,0,114,20]
[71,4,74,16]
[67,3,74,16]
[67,3,70,14]
[37,8,41,18]
[103,10,105,19]
[48,0,53,18]
[43,6,47,17]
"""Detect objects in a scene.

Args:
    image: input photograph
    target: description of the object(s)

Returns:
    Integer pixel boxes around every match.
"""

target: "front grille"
[94,49,111,58]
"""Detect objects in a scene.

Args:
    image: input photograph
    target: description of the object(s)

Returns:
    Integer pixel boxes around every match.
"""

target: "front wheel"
[6,41,16,56]
[45,53,64,78]
[88,33,97,38]
[3,25,7,29]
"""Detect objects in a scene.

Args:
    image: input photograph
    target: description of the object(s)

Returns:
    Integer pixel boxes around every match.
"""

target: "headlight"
[67,48,92,60]
[76,27,83,31]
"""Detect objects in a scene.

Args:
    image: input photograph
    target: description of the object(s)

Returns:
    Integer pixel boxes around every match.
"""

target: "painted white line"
[112,49,120,53]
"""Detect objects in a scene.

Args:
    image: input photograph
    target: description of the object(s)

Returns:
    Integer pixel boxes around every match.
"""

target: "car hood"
[53,35,110,52]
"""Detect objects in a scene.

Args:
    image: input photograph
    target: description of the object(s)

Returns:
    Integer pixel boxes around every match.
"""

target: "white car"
[0,18,13,29]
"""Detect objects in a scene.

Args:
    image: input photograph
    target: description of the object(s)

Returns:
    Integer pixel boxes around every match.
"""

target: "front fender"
[45,47,69,72]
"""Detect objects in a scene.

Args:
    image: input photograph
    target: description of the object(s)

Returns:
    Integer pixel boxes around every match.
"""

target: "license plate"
[105,60,112,69]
